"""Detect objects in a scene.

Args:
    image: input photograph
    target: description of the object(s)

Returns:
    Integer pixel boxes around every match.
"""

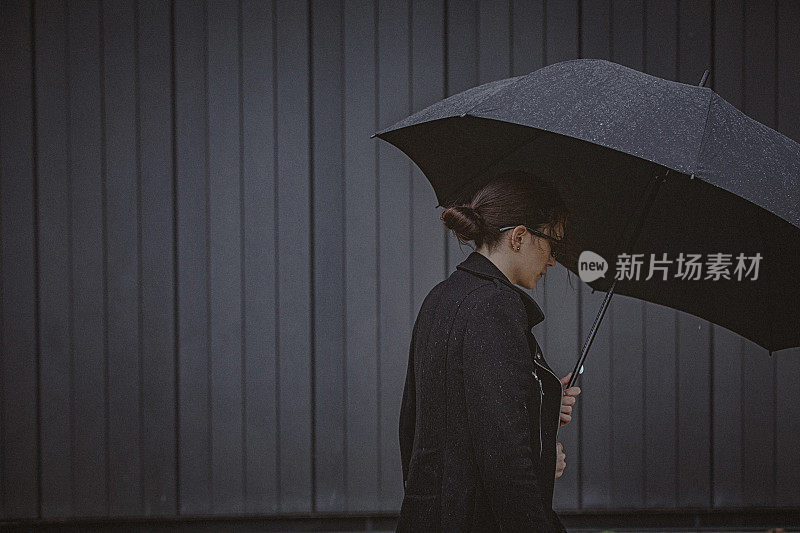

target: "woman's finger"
[555,445,567,478]
[563,386,581,397]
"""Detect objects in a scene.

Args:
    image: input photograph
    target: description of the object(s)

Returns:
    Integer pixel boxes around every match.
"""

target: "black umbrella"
[372,59,800,387]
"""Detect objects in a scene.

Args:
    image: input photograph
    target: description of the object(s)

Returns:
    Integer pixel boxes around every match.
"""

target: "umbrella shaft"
[567,172,667,390]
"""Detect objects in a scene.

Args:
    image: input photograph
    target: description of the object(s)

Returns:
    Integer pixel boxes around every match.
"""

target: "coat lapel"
[456,251,545,328]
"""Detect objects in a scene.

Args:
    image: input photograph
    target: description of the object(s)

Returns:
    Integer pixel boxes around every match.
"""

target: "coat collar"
[456,251,545,328]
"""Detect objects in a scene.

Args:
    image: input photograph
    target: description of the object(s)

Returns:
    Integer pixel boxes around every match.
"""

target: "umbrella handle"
[567,277,617,390]
[566,171,668,390]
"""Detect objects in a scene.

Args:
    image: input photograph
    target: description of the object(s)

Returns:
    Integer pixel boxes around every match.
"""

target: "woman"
[397,171,581,532]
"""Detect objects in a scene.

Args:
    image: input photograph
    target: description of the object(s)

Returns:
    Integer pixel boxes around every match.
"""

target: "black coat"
[397,251,567,532]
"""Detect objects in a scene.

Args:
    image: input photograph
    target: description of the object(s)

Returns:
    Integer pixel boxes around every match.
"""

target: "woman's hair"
[440,170,575,263]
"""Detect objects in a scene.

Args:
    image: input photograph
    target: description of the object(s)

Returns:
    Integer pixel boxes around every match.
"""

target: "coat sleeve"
[399,318,418,489]
[461,285,561,532]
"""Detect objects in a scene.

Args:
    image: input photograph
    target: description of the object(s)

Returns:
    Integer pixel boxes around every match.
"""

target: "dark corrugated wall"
[1,0,799,521]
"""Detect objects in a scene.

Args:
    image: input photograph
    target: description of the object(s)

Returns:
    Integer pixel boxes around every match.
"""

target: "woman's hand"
[555,442,566,479]
[559,372,581,427]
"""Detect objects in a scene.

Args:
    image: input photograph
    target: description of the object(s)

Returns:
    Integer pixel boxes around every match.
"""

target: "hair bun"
[440,204,485,245]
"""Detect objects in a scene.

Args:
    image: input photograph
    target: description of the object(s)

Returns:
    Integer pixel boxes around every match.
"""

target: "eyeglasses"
[498,225,565,259]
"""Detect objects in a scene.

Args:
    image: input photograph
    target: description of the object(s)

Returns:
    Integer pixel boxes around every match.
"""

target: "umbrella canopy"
[373,58,800,354]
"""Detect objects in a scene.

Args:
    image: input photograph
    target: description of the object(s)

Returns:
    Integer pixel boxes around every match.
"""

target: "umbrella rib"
[458,72,533,119]
[690,91,716,180]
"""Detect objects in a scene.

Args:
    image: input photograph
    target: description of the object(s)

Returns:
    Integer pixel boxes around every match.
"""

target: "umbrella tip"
[370,132,377,138]
[459,112,468,118]
[698,68,710,87]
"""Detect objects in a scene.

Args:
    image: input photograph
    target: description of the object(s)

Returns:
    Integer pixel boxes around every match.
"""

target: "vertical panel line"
[508,0,513,74]
[774,0,779,130]
[374,0,382,503]
[709,0,716,90]
[641,302,646,505]
[271,0,281,508]
[307,0,317,512]
[640,5,647,506]
[608,2,617,504]
[608,0,613,62]
[739,338,744,501]
[642,0,647,71]
[98,0,111,515]
[739,1,745,502]
[0,3,10,516]
[772,0,779,506]
[169,0,181,515]
[674,0,681,508]
[773,346,777,504]
[576,281,583,509]
[0,85,4,518]
[408,0,413,330]
[577,0,582,59]
[542,0,547,66]
[672,6,679,497]
[608,305,613,503]
[709,1,717,508]
[474,0,479,80]
[441,0,448,276]
[0,55,4,518]
[203,0,213,512]
[30,0,43,517]
[134,0,145,513]
[540,136,548,350]
[65,0,76,513]
[709,324,715,507]
[339,0,348,504]
[674,313,680,504]
[237,0,247,510]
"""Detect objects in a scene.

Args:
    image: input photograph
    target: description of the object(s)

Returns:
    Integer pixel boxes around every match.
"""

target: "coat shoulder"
[413,272,528,347]
[455,276,528,322]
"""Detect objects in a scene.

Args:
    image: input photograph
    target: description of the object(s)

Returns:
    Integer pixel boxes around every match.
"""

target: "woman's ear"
[513,225,526,250]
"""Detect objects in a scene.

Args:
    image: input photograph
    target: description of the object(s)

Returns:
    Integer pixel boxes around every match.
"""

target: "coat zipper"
[533,348,562,457]
[530,335,563,463]
[531,368,544,458]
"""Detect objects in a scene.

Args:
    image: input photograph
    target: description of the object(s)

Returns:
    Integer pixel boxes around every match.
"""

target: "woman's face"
[513,222,562,290]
